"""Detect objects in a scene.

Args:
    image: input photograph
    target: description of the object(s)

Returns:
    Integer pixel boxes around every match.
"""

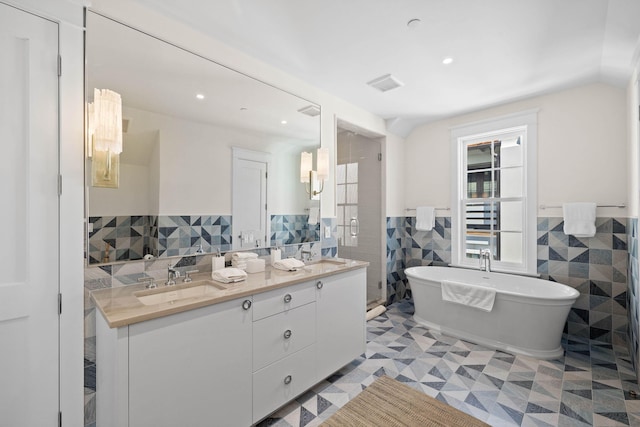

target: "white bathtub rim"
[413,314,565,360]
[405,266,579,302]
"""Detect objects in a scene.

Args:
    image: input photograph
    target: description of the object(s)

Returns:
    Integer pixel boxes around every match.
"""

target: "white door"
[232,148,269,249]
[0,4,60,426]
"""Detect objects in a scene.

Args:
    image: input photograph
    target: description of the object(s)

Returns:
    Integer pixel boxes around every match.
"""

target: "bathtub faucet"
[480,249,492,272]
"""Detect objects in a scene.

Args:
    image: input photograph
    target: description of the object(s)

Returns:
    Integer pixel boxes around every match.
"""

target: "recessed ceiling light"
[196,93,205,99]
[442,57,453,65]
[240,107,247,111]
[281,120,287,125]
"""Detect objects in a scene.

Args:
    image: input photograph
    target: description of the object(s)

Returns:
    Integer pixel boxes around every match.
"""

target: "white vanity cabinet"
[96,296,254,427]
[316,268,367,381]
[95,263,367,426]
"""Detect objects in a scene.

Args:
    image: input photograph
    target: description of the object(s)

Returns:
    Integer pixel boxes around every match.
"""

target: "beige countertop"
[92,258,369,328]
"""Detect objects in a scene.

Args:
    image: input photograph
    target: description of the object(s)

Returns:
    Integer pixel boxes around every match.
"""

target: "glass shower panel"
[337,130,383,307]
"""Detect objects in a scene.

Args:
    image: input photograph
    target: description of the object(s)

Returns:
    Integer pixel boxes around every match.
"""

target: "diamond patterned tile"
[252,299,640,427]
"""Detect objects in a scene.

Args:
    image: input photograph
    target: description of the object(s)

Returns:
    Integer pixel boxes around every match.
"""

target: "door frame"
[2,0,87,425]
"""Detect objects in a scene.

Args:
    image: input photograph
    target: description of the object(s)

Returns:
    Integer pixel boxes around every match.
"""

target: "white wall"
[88,162,151,215]
[384,132,405,217]
[89,0,395,219]
[404,83,628,218]
[100,105,312,216]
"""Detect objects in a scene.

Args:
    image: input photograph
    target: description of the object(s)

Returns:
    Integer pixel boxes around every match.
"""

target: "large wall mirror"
[85,11,321,265]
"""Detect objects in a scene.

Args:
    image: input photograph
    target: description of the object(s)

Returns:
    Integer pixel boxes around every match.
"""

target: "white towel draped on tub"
[441,280,496,312]
[563,202,596,237]
[416,206,436,231]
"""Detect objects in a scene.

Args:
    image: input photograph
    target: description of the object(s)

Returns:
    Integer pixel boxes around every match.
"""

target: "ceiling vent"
[298,105,321,117]
[367,74,404,92]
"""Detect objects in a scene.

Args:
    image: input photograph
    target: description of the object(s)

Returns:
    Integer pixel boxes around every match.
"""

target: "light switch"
[324,226,331,239]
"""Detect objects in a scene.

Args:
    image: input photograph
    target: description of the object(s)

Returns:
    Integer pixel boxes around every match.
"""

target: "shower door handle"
[350,217,359,237]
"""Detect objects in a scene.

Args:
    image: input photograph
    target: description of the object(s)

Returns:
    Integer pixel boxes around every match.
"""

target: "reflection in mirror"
[85,11,321,265]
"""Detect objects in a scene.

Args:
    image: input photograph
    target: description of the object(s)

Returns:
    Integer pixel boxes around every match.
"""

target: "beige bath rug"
[320,375,490,427]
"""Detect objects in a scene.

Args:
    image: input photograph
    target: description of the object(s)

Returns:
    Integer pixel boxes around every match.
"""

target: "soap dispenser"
[270,247,281,265]
[212,249,225,277]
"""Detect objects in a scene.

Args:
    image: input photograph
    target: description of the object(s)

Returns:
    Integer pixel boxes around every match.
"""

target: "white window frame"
[450,110,538,275]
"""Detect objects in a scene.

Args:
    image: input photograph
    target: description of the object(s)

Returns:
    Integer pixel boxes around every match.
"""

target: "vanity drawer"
[253,302,316,371]
[252,344,317,423]
[252,280,315,321]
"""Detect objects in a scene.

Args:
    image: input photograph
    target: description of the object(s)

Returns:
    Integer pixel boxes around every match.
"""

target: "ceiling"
[132,0,640,137]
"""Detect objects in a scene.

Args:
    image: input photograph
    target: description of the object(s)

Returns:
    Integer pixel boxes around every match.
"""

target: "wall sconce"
[300,148,329,199]
[88,88,123,188]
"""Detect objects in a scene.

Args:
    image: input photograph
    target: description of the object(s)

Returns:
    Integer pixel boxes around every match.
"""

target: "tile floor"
[256,299,640,427]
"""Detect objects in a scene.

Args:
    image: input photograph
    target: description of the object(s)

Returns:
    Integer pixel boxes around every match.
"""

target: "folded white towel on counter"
[441,280,496,312]
[416,206,436,231]
[232,252,259,260]
[272,258,305,271]
[211,267,247,283]
[563,202,596,237]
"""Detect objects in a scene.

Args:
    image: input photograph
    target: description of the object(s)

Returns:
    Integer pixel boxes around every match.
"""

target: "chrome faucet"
[480,249,492,272]
[166,263,180,286]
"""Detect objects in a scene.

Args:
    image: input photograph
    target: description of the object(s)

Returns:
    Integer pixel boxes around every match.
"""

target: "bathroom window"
[451,110,538,275]
[336,162,358,247]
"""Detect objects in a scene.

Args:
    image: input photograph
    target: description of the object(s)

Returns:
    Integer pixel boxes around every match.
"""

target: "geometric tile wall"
[88,215,151,264]
[157,215,232,258]
[386,215,629,347]
[270,214,320,247]
[320,217,338,258]
[89,214,324,265]
[628,217,639,375]
[386,217,406,304]
[386,216,451,304]
[88,214,232,263]
[537,217,628,346]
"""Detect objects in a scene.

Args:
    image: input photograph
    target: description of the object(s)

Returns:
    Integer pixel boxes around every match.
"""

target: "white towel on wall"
[563,202,596,237]
[416,206,436,231]
[308,208,318,225]
[441,280,496,312]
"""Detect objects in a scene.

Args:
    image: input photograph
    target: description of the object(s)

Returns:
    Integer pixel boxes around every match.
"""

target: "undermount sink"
[135,280,226,306]
[303,258,347,272]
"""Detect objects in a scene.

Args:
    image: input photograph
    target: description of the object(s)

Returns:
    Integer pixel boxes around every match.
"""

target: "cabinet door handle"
[284,375,292,385]
[283,293,292,303]
[283,329,292,339]
[242,300,252,310]
[316,281,323,289]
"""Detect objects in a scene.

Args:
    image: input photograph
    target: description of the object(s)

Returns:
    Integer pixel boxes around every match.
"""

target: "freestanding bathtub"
[405,266,580,359]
